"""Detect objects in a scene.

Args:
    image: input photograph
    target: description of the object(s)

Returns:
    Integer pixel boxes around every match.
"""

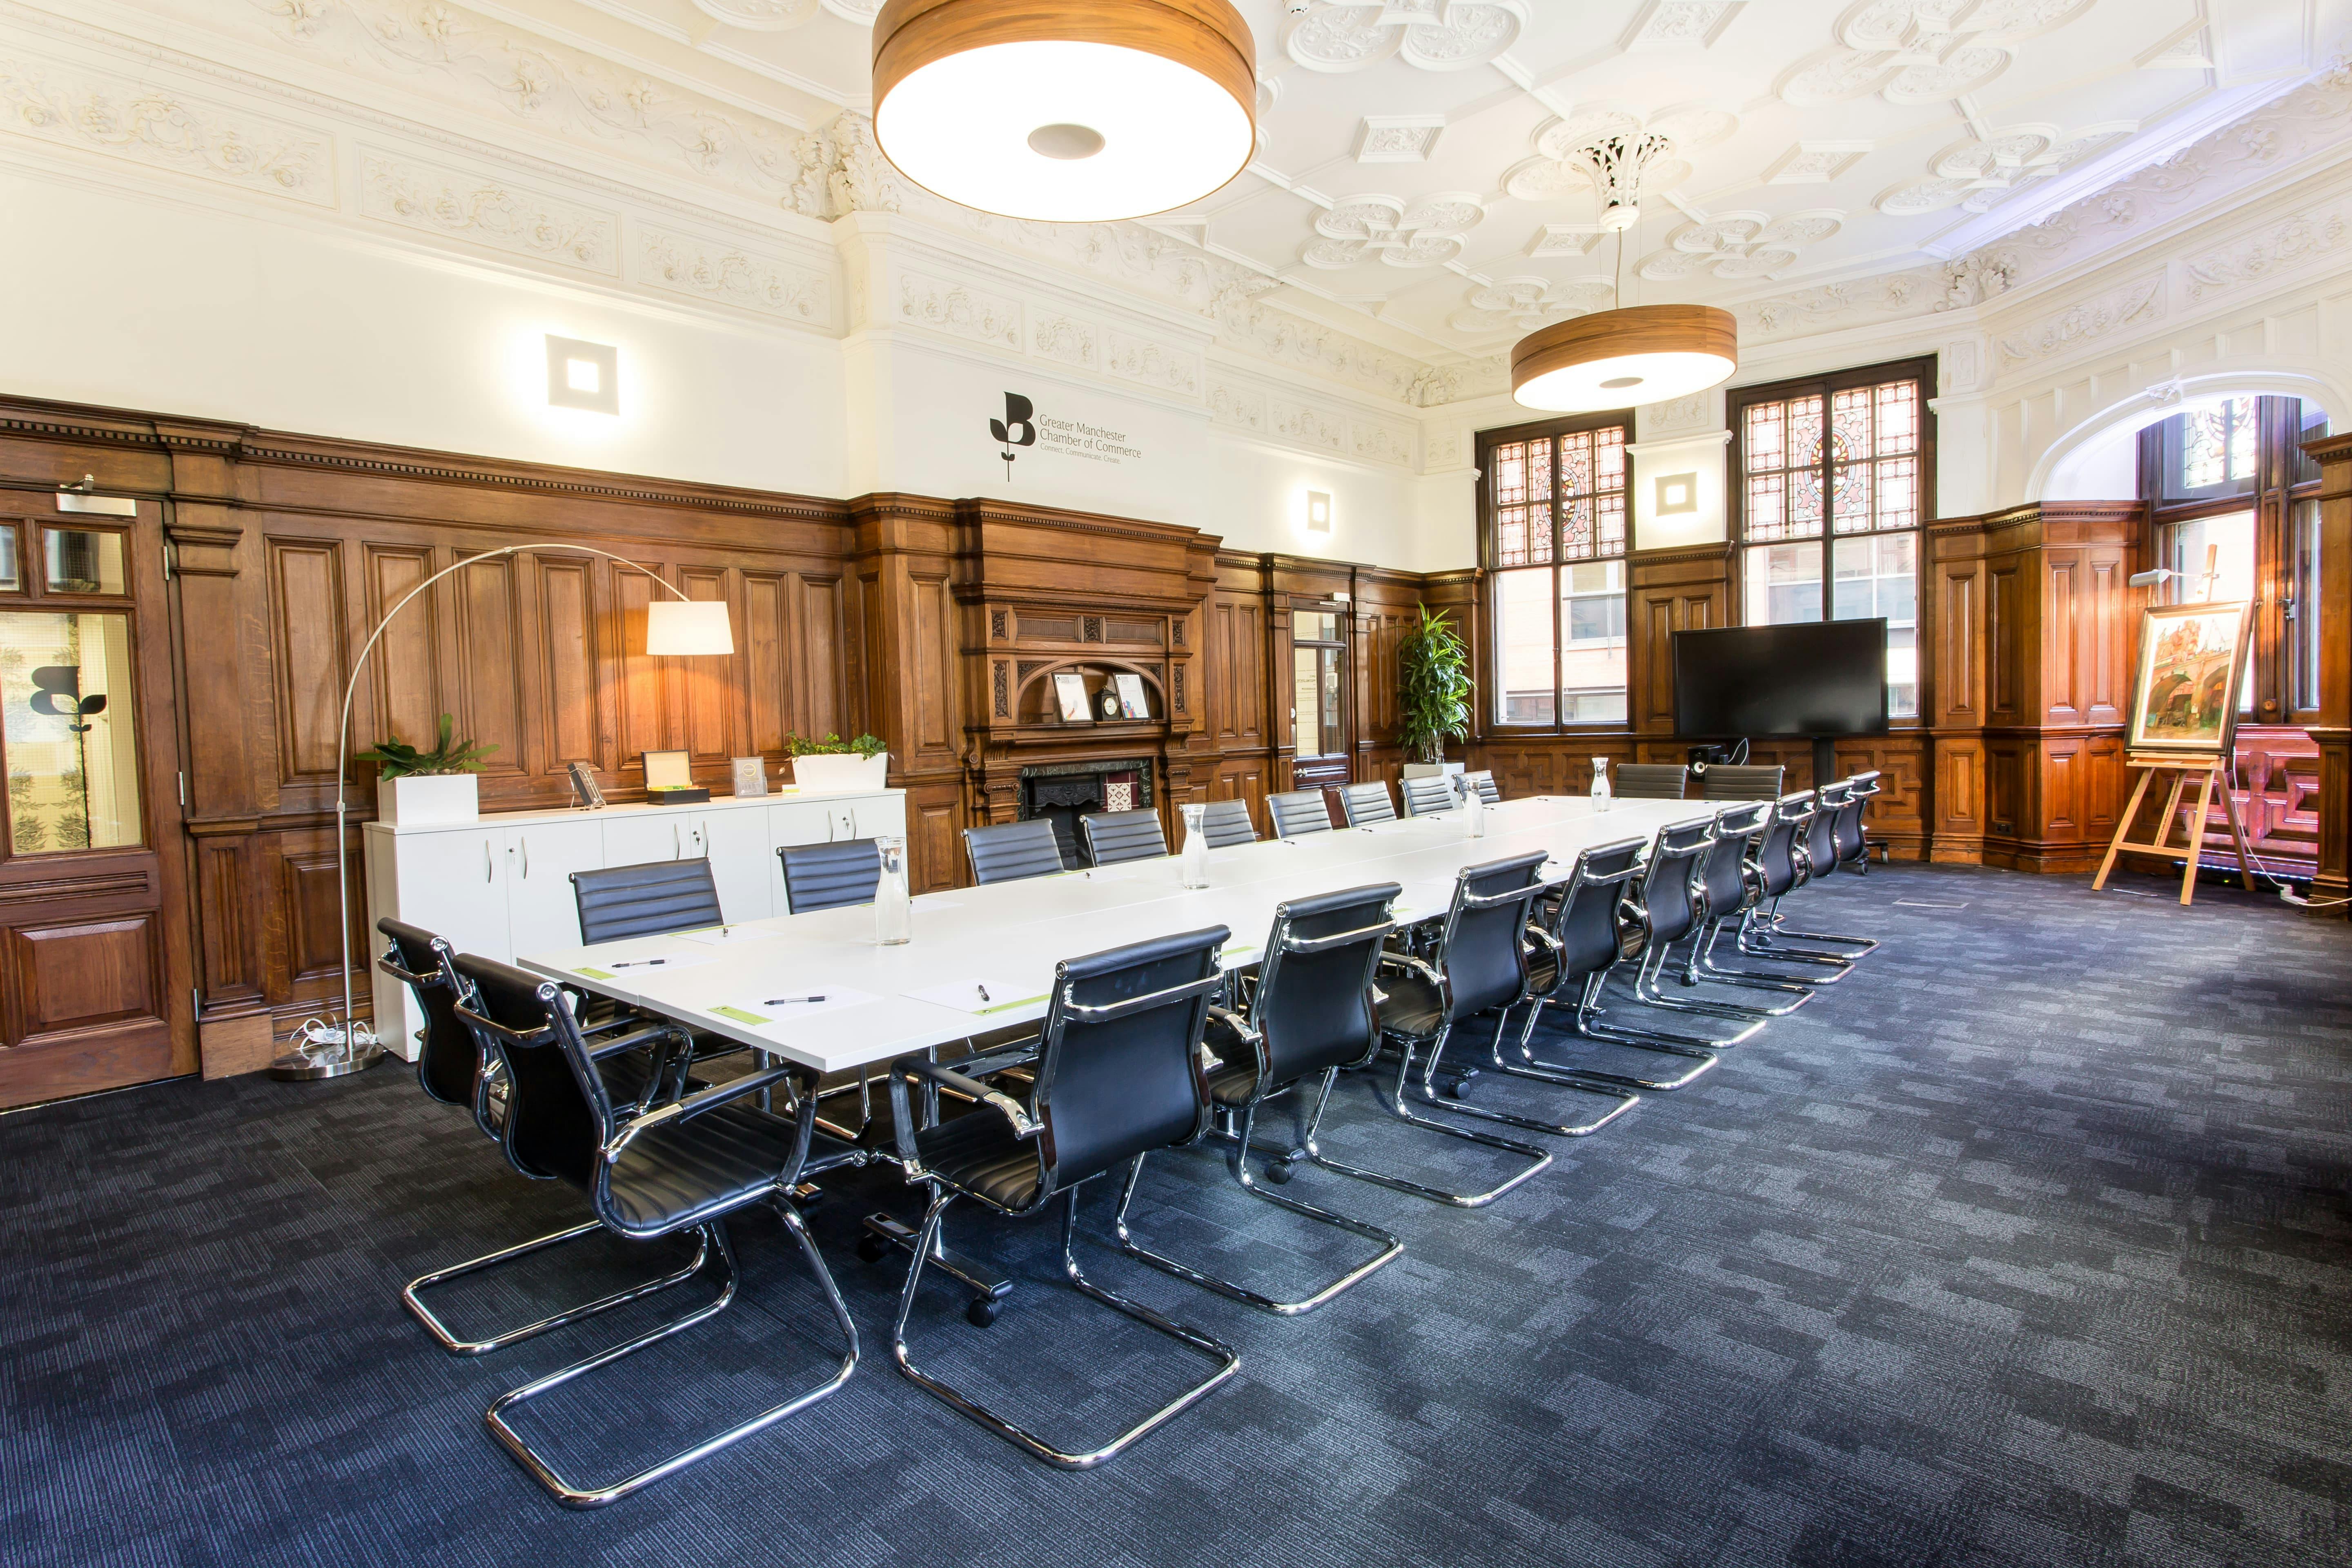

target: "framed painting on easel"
[2094,601,2258,904]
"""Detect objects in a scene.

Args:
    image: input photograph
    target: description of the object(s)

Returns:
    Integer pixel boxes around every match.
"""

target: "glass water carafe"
[1462,777,1484,837]
[1179,802,1211,889]
[874,834,911,944]
[1590,757,1613,813]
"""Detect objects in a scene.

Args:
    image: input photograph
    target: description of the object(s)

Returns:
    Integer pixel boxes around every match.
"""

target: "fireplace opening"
[1018,758,1152,867]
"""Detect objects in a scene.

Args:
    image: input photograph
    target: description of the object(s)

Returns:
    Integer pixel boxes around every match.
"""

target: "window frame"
[1290,606,1348,762]
[2138,394,2326,726]
[1474,407,1636,733]
[1728,354,1936,725]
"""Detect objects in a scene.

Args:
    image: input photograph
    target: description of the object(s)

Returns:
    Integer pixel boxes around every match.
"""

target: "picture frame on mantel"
[1053,671,1092,724]
[1114,672,1150,720]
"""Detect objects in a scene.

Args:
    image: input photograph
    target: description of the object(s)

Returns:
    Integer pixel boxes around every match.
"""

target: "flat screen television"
[1673,620,1889,737]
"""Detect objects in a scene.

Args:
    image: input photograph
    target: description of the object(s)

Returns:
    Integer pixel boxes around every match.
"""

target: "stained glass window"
[1482,416,1633,727]
[1736,364,1929,719]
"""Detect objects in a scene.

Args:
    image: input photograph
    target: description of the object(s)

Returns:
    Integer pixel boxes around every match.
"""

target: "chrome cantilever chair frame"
[1111,887,1405,1314]
[383,926,703,1359]
[448,960,860,1508]
[1664,801,1814,1016]
[1602,815,1770,1045]
[1758,773,1884,956]
[1714,791,1854,982]
[886,932,1241,1470]
[1506,837,1721,1094]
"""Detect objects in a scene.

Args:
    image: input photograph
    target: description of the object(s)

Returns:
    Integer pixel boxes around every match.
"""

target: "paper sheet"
[570,951,724,980]
[704,988,880,1029]
[904,977,1054,1016]
[672,925,782,946]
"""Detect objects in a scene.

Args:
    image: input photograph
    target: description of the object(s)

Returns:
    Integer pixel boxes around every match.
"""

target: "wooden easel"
[2092,752,2257,906]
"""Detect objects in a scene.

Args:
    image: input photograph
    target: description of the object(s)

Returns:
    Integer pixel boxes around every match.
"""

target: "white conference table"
[517,796,1711,1076]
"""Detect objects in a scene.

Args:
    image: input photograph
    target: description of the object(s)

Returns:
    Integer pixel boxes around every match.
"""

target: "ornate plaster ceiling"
[474,0,2346,359]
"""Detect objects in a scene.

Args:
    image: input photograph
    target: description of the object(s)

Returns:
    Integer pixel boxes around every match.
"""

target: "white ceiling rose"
[1777,0,2100,107]
[688,0,823,29]
[1639,209,1846,281]
[1281,0,1526,75]
[1302,192,1486,269]
[1449,276,1614,337]
[1499,103,1733,205]
[1875,119,2137,215]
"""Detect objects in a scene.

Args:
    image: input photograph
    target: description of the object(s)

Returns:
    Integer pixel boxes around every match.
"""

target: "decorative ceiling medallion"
[1512,304,1739,413]
[1762,140,1873,185]
[1777,0,2098,108]
[1500,104,1729,206]
[1355,113,1447,163]
[1450,276,1613,337]
[1282,0,1526,75]
[1639,209,1844,281]
[870,0,1256,222]
[1622,1,1747,52]
[1303,192,1484,269]
[1875,120,2136,216]
[690,0,822,28]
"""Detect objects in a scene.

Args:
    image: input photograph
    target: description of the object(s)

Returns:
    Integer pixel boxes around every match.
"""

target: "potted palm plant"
[361,713,496,825]
[1396,605,1471,781]
[785,732,889,793]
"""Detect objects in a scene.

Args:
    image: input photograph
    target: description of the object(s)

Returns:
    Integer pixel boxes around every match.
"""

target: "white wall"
[0,167,849,497]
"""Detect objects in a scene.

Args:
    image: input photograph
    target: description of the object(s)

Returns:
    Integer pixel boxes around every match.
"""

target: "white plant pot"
[1401,762,1466,780]
[789,753,888,793]
[379,773,479,826]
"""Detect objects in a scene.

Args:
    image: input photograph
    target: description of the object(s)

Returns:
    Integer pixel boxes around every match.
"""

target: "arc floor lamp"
[270,544,735,1081]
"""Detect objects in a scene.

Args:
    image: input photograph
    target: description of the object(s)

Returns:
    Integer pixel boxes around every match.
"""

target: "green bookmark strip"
[710,1004,770,1026]
[976,993,1049,1015]
[575,966,617,980]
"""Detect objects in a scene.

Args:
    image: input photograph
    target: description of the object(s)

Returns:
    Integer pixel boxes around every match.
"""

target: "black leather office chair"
[779,838,882,913]
[1710,791,1853,983]
[1608,816,1766,1047]
[377,918,498,1135]
[1112,885,1405,1314]
[1339,780,1397,826]
[1080,807,1168,866]
[884,926,1239,1469]
[1700,764,1786,801]
[1267,788,1334,837]
[964,818,1066,884]
[1672,801,1812,1016]
[1400,776,1458,817]
[1200,797,1258,848]
[572,858,723,943]
[1762,773,1884,956]
[1613,763,1688,800]
[445,956,860,1508]
[1505,837,1717,1094]
[1460,770,1501,805]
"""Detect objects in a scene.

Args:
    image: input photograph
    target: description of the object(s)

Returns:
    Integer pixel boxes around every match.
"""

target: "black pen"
[765,995,825,1005]
[610,958,668,969]
[976,982,992,1003]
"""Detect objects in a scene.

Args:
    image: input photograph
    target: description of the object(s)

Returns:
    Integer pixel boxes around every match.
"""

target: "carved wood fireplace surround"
[0,390,2338,1101]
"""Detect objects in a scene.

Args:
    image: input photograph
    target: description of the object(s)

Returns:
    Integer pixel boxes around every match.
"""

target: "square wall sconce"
[546,335,619,414]
[1655,472,1699,515]
[1306,490,1333,532]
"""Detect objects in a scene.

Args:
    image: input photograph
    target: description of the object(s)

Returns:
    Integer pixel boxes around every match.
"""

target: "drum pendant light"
[871,0,1256,223]
[1511,305,1739,414]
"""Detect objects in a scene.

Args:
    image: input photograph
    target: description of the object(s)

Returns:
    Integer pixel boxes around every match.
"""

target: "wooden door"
[0,493,193,1109]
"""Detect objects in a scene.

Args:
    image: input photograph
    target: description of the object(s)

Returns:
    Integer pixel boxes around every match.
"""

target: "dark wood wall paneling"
[2300,433,2352,905]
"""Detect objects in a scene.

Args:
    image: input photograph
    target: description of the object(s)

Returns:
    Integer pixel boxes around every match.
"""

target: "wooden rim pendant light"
[1511,304,1740,414]
[871,0,1256,223]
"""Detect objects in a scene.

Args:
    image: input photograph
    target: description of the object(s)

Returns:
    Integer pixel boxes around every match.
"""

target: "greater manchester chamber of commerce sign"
[988,392,1145,480]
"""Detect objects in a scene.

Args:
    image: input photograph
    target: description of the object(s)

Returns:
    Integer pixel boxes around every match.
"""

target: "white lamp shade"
[646,599,734,657]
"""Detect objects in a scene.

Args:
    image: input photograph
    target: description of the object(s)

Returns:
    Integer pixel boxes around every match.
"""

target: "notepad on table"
[571,951,724,980]
[705,988,878,1029]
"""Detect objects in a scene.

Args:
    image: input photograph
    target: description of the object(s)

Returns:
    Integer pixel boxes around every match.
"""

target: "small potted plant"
[361,713,497,825]
[1397,604,1471,780]
[785,732,889,793]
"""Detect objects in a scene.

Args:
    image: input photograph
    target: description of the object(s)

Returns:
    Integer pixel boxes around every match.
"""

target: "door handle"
[484,841,493,883]
[520,836,529,878]
[673,822,681,859]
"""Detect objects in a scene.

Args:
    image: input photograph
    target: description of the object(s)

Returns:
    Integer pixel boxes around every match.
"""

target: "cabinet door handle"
[520,836,529,878]
[484,841,493,883]
[673,822,681,859]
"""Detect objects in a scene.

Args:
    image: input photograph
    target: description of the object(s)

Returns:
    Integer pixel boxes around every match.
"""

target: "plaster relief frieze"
[358,147,617,271]
[897,271,1020,349]
[1207,377,1266,433]
[1030,313,1098,370]
[0,51,335,205]
[1104,331,1200,398]
[635,224,831,324]
[817,0,882,21]
[1349,417,1414,467]
[1993,270,2163,366]
[1269,398,1348,454]
[1214,286,1430,404]
[1282,2,1524,76]
[2182,201,2352,300]
[234,0,806,198]
[688,0,821,30]
[787,111,902,218]
[1425,428,1463,468]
